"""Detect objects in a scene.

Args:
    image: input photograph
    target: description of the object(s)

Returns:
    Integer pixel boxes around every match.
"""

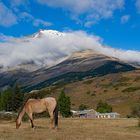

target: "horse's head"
[16,119,21,129]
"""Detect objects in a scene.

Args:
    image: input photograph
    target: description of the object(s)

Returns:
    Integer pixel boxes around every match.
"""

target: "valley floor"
[0,118,140,140]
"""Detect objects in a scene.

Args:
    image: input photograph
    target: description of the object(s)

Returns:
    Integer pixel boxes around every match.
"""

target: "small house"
[71,109,120,119]
[96,112,120,119]
[71,109,97,118]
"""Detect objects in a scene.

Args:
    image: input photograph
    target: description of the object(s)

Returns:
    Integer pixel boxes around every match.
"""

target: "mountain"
[0,30,139,117]
[0,30,68,72]
[0,50,136,92]
[0,29,140,72]
[0,29,140,92]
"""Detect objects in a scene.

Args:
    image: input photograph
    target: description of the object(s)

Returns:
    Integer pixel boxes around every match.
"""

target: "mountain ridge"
[1,29,140,72]
[0,50,136,92]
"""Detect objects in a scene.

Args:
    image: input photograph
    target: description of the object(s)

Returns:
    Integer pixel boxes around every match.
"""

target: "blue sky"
[0,0,140,51]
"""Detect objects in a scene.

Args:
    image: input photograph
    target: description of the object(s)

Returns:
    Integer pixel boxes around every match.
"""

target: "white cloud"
[0,2,17,27]
[136,0,140,13]
[0,33,15,42]
[0,30,140,69]
[37,0,125,26]
[10,0,28,7]
[0,1,51,27]
[20,12,52,27]
[33,19,52,27]
[121,15,130,24]
[9,0,29,12]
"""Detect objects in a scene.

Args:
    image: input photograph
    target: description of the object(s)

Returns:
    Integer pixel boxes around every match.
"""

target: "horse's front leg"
[27,113,35,128]
[30,119,34,128]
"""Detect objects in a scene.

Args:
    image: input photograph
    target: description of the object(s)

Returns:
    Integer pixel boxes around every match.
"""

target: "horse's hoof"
[32,126,35,130]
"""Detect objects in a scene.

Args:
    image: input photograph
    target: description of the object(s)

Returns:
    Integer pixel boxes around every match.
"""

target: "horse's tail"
[53,103,58,127]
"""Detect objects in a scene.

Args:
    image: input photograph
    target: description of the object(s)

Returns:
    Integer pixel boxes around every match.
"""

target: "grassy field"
[0,118,140,140]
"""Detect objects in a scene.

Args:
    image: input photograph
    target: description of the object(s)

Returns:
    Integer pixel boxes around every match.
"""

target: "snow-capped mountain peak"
[33,29,65,38]
[0,29,140,72]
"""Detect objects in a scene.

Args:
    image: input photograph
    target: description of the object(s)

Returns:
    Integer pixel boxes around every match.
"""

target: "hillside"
[37,69,140,117]
[0,50,136,92]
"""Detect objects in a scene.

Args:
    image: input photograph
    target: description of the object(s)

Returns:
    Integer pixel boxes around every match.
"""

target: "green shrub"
[113,83,129,88]
[138,119,140,127]
[131,103,140,127]
[118,77,130,83]
[86,90,91,95]
[91,93,96,96]
[104,90,108,93]
[96,100,112,113]
[115,87,119,90]
[134,76,140,82]
[122,87,140,93]
[79,104,88,111]
[83,80,93,85]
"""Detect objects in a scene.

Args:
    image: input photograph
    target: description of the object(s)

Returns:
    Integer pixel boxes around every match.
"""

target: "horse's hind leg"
[48,111,54,129]
[27,113,34,128]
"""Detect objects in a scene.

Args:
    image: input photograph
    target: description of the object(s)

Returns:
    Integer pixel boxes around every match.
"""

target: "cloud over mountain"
[0,30,140,69]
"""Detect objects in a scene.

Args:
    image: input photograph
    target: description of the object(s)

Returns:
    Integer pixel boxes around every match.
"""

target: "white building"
[96,112,120,119]
[71,109,120,119]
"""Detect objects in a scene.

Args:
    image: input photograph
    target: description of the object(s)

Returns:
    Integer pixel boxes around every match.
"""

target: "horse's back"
[44,97,56,101]
[26,98,47,112]
[24,97,56,113]
[44,97,57,110]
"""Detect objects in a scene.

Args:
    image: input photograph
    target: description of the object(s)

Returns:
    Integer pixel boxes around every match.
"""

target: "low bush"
[122,87,140,93]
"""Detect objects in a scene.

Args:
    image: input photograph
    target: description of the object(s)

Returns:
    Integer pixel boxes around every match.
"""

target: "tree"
[0,87,13,111]
[131,103,140,127]
[96,100,112,113]
[79,104,88,111]
[11,84,24,112]
[58,90,71,117]
[0,84,24,112]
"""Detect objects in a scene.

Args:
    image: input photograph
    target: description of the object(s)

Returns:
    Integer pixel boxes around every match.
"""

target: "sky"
[0,0,140,51]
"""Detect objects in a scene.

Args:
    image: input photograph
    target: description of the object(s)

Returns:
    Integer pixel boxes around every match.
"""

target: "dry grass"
[0,118,140,140]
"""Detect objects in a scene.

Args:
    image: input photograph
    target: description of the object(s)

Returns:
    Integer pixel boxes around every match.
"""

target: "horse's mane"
[16,98,29,121]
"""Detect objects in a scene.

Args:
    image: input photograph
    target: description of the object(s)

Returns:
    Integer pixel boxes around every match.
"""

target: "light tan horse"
[16,97,58,129]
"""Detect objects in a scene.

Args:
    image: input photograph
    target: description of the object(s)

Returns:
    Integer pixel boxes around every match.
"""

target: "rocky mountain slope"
[0,50,136,92]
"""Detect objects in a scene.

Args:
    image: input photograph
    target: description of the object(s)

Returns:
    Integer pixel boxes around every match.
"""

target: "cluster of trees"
[0,84,23,112]
[96,100,112,113]
[0,85,72,118]
[0,83,114,119]
[0,84,113,118]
